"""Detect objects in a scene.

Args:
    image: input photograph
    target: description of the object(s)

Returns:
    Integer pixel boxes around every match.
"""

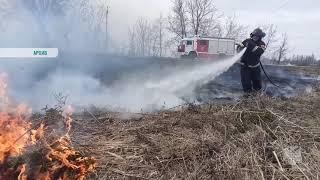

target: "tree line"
[126,0,249,57]
[124,0,298,63]
[0,0,318,64]
[0,0,109,49]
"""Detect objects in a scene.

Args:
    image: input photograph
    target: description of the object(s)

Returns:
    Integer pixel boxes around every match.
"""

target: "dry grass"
[71,87,320,180]
[286,65,320,77]
[1,107,96,179]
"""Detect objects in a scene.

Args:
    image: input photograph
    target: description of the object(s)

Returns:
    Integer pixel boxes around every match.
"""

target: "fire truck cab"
[178,36,236,59]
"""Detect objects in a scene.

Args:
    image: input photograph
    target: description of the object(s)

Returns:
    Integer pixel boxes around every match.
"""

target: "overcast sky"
[108,0,320,57]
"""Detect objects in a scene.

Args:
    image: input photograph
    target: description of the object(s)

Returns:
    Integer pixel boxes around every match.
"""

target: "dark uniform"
[237,28,266,93]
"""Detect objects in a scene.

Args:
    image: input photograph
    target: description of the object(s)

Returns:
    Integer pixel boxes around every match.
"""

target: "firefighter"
[237,28,266,93]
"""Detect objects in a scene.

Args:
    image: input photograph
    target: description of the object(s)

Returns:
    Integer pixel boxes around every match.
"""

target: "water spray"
[146,50,245,92]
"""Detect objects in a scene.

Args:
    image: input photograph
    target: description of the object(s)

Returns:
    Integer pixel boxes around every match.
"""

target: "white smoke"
[7,51,244,112]
[0,0,107,51]
[0,1,245,112]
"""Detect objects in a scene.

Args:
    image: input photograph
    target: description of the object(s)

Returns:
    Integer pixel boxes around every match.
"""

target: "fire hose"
[237,45,283,89]
[259,61,282,89]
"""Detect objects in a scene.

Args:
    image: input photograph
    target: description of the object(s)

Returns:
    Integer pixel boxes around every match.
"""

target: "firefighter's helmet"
[250,28,266,38]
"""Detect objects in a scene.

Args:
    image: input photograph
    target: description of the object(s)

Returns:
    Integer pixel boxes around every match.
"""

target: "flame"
[0,112,30,163]
[0,72,30,164]
[0,73,9,106]
[0,73,96,179]
[17,164,27,180]
[31,123,45,144]
[62,105,74,135]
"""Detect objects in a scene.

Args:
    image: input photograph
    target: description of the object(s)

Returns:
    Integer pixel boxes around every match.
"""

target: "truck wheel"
[188,51,197,60]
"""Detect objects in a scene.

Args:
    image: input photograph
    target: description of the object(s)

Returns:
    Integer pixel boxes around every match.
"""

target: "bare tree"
[15,0,70,46]
[70,0,109,48]
[127,26,137,56]
[135,18,151,56]
[158,14,165,57]
[127,16,168,57]
[150,14,167,57]
[168,0,188,40]
[263,24,277,48]
[276,33,289,64]
[289,54,318,66]
[259,24,278,59]
[0,0,68,42]
[218,15,248,41]
[21,0,67,17]
[187,0,220,36]
[151,31,159,56]
[105,6,109,50]
[166,0,221,53]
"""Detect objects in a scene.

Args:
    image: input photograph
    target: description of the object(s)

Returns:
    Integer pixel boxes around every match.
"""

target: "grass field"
[70,66,320,179]
[3,60,318,179]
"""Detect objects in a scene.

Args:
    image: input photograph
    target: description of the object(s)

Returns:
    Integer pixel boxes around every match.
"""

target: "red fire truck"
[178,36,236,59]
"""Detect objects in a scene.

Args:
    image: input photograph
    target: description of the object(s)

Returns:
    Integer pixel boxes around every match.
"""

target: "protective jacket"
[238,39,266,68]
[237,38,266,93]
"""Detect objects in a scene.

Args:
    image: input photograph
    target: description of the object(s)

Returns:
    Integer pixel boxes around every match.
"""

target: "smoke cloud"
[0,2,318,113]
[0,51,244,112]
[0,1,247,112]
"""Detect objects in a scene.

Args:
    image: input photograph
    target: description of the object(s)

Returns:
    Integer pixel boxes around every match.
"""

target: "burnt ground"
[195,64,319,103]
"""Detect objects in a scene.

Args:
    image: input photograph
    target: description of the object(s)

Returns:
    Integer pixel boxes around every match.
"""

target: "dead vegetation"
[0,104,96,179]
[287,65,320,77]
[71,86,320,179]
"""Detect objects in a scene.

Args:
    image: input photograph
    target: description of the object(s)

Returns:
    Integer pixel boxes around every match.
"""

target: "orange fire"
[0,111,30,162]
[0,72,31,164]
[0,73,96,179]
[62,105,74,135]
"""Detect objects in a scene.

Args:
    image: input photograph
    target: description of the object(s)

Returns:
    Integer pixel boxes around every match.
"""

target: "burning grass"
[0,73,96,180]
[73,86,320,179]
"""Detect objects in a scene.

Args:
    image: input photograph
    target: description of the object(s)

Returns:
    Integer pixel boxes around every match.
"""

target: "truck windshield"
[186,40,193,45]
